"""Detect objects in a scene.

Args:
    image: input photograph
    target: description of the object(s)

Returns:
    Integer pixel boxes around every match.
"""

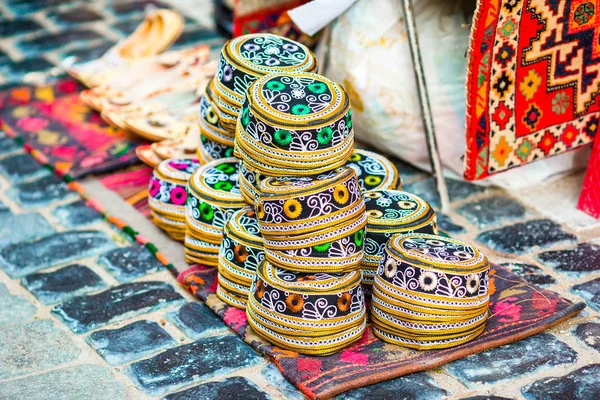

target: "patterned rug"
[178,263,585,399]
[99,165,153,218]
[0,78,145,178]
[465,0,598,180]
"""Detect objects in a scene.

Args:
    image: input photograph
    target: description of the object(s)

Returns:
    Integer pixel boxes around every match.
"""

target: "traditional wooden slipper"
[125,111,196,142]
[64,9,185,88]
[136,144,163,168]
[151,127,200,160]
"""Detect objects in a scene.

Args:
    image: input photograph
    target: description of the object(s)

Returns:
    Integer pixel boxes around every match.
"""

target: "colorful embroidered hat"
[239,160,261,205]
[197,133,235,165]
[217,207,265,309]
[197,86,235,145]
[372,233,490,350]
[235,72,354,177]
[246,260,366,355]
[148,158,200,241]
[215,33,318,107]
[185,157,245,244]
[184,234,220,267]
[346,149,401,192]
[361,190,437,286]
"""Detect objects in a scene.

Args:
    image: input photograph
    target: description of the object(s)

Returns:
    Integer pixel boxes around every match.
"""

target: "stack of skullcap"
[372,233,490,350]
[256,167,367,272]
[217,206,265,309]
[197,33,318,156]
[185,157,245,266]
[148,158,200,241]
[235,72,354,177]
[246,260,367,356]
[346,149,401,192]
[196,124,235,164]
[361,190,437,287]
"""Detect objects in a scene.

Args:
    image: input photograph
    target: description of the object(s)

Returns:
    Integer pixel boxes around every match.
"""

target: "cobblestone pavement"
[1,132,599,399]
[1,0,599,399]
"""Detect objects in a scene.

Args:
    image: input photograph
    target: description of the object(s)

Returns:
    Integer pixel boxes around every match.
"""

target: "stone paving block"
[0,57,56,84]
[98,245,164,282]
[165,377,271,400]
[17,29,105,55]
[456,195,527,228]
[52,199,103,228]
[521,364,600,400]
[261,363,305,400]
[0,132,19,156]
[5,0,76,15]
[87,320,176,366]
[499,262,556,286]
[0,212,54,246]
[127,335,263,395]
[0,153,50,183]
[476,219,576,255]
[340,372,448,400]
[404,177,487,208]
[445,333,577,386]
[109,0,170,16]
[571,278,600,311]
[22,264,106,305]
[0,199,9,213]
[436,212,466,234]
[0,230,115,277]
[574,322,600,352]
[61,40,114,64]
[166,302,226,340]
[0,364,127,400]
[0,18,43,36]
[47,6,103,25]
[460,397,514,400]
[0,282,36,326]
[112,15,144,35]
[10,175,74,208]
[53,281,184,333]
[538,243,600,274]
[172,27,224,48]
[0,319,80,379]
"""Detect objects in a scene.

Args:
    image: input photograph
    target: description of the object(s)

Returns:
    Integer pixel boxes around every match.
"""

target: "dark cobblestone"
[22,264,106,305]
[0,199,9,213]
[87,320,176,365]
[166,302,225,340]
[0,57,55,83]
[0,18,43,36]
[499,262,556,286]
[98,245,163,282]
[47,7,103,25]
[572,278,600,311]
[0,212,54,246]
[476,219,576,255]
[436,212,466,234]
[172,27,224,48]
[10,175,74,208]
[574,322,600,352]
[521,364,600,400]
[404,177,487,208]
[0,153,50,183]
[61,41,114,64]
[127,335,262,395]
[457,195,527,228]
[0,319,80,379]
[538,243,600,274]
[0,282,36,326]
[17,29,104,55]
[0,230,115,277]
[109,0,170,16]
[53,200,103,227]
[0,132,19,155]
[6,0,76,15]
[52,281,184,333]
[165,377,271,400]
[261,363,304,400]
[446,333,577,385]
[340,372,448,400]
[460,397,514,400]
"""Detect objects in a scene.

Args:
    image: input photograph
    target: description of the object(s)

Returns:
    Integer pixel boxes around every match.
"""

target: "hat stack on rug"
[361,190,438,290]
[185,157,246,266]
[236,71,369,355]
[148,158,200,241]
[197,33,318,164]
[217,206,265,308]
[372,234,491,349]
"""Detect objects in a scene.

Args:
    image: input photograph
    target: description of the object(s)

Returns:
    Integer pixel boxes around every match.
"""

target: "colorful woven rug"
[0,78,145,178]
[99,165,153,219]
[465,0,598,180]
[178,263,584,399]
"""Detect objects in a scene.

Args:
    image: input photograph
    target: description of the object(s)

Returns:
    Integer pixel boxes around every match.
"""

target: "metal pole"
[401,0,451,212]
